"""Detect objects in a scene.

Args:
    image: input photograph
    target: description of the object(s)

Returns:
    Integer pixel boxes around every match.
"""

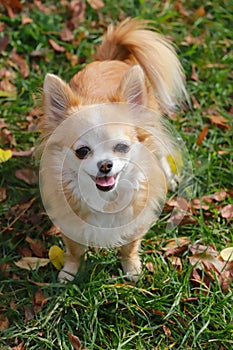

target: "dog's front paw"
[58,262,79,283]
[121,258,142,282]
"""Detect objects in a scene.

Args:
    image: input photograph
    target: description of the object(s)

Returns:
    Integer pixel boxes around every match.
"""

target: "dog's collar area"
[90,173,118,192]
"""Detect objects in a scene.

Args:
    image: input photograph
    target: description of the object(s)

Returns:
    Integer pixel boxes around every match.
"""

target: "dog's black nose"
[97,160,113,174]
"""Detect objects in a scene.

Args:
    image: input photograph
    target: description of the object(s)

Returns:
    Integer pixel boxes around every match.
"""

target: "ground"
[0,0,232,349]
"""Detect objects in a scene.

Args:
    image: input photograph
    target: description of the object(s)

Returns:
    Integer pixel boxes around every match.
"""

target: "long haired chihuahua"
[38,19,187,282]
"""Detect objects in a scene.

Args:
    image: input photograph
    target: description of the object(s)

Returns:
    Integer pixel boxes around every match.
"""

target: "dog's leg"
[120,239,141,282]
[58,235,86,283]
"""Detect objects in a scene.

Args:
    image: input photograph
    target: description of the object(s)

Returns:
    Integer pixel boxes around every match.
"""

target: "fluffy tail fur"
[96,18,188,111]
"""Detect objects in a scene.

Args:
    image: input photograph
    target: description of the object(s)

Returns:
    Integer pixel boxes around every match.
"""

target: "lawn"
[0,0,232,349]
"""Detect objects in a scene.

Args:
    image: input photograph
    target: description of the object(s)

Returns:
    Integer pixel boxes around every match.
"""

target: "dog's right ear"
[43,74,79,127]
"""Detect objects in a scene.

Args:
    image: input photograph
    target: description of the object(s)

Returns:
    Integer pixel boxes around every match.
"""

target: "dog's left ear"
[117,65,147,106]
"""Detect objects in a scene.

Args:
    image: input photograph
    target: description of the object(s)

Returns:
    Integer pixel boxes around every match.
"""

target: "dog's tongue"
[96,176,115,187]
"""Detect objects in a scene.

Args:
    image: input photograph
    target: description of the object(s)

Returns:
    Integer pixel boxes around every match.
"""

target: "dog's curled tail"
[96,18,188,110]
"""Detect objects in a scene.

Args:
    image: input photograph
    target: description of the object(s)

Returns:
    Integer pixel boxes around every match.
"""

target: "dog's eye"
[75,146,91,159]
[114,143,130,153]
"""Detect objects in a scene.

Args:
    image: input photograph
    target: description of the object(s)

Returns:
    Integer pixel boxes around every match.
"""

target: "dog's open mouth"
[91,174,118,192]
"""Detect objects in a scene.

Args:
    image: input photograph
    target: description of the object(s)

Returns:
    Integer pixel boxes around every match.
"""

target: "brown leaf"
[208,115,230,129]
[0,34,9,53]
[48,39,65,52]
[163,237,190,257]
[34,0,51,14]
[220,204,233,221]
[189,244,218,257]
[0,315,9,331]
[174,1,189,18]
[10,52,29,78]
[145,261,156,273]
[33,289,48,314]
[44,225,62,236]
[25,237,47,258]
[0,126,13,145]
[0,187,7,202]
[211,189,228,202]
[162,324,171,337]
[68,332,87,350]
[87,0,104,10]
[12,147,35,157]
[11,341,26,350]
[167,211,197,226]
[167,256,182,272]
[191,198,210,210]
[69,1,86,25]
[0,22,6,32]
[191,64,198,82]
[24,305,35,322]
[194,6,206,18]
[21,15,33,25]
[0,78,17,93]
[196,125,208,146]
[15,168,37,185]
[66,52,79,66]
[1,0,22,18]
[60,27,74,42]
[18,246,32,257]
[14,257,50,270]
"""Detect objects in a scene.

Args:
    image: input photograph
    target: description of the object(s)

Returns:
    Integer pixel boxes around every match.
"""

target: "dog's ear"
[43,74,79,127]
[117,65,147,106]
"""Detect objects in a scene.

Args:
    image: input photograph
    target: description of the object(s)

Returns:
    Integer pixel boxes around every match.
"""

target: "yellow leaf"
[14,257,50,270]
[166,152,183,175]
[0,149,12,163]
[220,247,233,262]
[49,245,65,270]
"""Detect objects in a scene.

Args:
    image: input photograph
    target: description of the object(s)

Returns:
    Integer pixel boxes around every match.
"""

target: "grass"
[0,0,233,349]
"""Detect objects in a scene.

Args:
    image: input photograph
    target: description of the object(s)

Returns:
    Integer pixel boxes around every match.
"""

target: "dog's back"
[70,18,188,112]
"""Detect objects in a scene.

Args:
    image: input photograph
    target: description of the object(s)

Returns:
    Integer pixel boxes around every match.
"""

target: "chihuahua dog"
[39,18,187,282]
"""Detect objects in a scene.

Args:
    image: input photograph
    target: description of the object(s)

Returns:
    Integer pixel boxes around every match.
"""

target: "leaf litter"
[161,237,233,292]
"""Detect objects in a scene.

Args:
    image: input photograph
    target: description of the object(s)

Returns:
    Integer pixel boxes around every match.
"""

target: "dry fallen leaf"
[21,15,33,25]
[191,64,198,82]
[174,1,189,18]
[208,115,230,129]
[220,204,233,221]
[0,315,9,331]
[48,39,65,52]
[11,341,26,350]
[14,257,50,270]
[68,332,89,350]
[196,125,208,146]
[87,0,104,10]
[162,324,171,337]
[60,27,74,42]
[10,51,29,78]
[0,148,12,162]
[163,237,190,257]
[49,245,65,270]
[220,247,233,262]
[25,237,47,258]
[145,261,156,273]
[193,5,206,19]
[34,0,51,14]
[0,187,7,202]
[15,168,37,185]
[33,289,48,314]
[0,34,9,53]
[69,0,86,25]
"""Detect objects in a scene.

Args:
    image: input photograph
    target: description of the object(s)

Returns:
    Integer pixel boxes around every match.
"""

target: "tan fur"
[39,18,187,282]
